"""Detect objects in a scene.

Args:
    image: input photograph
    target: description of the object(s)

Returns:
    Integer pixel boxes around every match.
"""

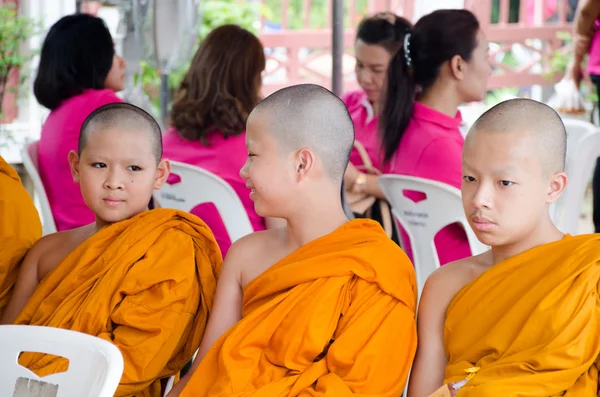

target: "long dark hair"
[34,14,115,110]
[380,9,480,163]
[170,24,265,143]
[356,13,412,55]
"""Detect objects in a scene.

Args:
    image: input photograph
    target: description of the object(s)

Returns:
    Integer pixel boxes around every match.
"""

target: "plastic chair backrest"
[553,119,600,234]
[378,175,488,294]
[0,325,123,397]
[21,141,57,235]
[153,161,253,243]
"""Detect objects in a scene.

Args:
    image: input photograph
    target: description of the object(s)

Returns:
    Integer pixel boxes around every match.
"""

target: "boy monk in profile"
[1,103,221,397]
[168,84,418,397]
[408,98,600,397]
[0,156,42,318]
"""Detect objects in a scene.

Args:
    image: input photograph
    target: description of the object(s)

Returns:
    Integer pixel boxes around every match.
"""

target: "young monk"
[0,156,42,318]
[1,103,221,397]
[408,98,600,396]
[168,84,418,396]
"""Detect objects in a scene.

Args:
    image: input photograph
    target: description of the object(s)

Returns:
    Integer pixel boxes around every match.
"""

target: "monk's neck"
[94,218,113,232]
[490,221,565,264]
[284,208,349,249]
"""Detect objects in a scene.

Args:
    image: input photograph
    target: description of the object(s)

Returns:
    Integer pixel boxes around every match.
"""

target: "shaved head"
[467,98,566,175]
[251,84,354,184]
[79,103,162,163]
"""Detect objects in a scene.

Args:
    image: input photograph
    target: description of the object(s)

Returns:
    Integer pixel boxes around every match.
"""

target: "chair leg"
[592,158,600,233]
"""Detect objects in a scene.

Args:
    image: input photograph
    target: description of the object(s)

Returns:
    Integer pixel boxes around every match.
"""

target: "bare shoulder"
[34,225,96,280]
[421,251,493,313]
[225,228,288,289]
[227,228,283,260]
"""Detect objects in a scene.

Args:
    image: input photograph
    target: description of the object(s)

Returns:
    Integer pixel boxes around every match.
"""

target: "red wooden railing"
[259,0,574,94]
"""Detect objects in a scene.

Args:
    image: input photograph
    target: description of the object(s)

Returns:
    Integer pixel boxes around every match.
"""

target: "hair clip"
[403,31,412,68]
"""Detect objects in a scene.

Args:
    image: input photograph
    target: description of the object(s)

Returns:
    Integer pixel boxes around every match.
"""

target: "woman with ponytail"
[346,9,491,265]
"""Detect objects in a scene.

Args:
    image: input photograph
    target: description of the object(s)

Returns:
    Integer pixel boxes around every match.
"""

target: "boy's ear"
[546,171,567,204]
[153,159,171,190]
[68,150,81,184]
[294,148,315,182]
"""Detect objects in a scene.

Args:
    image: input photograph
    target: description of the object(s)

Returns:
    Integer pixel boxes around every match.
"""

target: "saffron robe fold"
[444,234,600,396]
[0,156,42,318]
[15,208,222,397]
[181,219,418,397]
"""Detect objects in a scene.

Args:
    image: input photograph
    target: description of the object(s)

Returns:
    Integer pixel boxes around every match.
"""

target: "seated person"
[408,99,600,396]
[1,103,221,397]
[163,24,274,257]
[342,12,411,171]
[0,156,42,317]
[168,84,418,397]
[35,14,126,231]
[345,9,491,265]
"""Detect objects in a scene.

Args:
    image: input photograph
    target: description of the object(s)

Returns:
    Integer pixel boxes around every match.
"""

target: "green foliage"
[0,3,39,114]
[200,1,272,39]
[549,31,575,75]
[263,0,368,29]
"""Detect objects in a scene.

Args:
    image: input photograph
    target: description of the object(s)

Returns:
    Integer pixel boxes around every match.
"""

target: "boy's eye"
[462,176,476,182]
[91,162,106,168]
[499,180,514,187]
[127,165,142,171]
[247,153,256,158]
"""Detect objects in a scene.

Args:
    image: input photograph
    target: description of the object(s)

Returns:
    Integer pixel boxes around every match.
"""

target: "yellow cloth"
[181,219,417,397]
[444,234,600,396]
[0,156,41,318]
[15,208,222,397]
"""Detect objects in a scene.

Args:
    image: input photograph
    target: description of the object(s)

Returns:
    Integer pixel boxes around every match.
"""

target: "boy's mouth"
[103,198,125,206]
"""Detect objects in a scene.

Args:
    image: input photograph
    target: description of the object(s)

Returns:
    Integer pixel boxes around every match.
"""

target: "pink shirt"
[587,23,600,76]
[162,128,266,257]
[39,89,122,231]
[341,90,382,170]
[384,102,471,265]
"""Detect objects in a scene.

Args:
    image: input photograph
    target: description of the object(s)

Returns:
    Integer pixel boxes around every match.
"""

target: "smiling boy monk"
[0,156,42,318]
[1,103,221,397]
[168,84,418,397]
[408,98,600,397]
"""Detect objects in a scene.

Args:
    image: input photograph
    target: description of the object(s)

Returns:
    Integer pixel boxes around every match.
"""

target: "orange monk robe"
[15,208,222,397]
[0,156,42,318]
[444,234,600,396]
[181,219,418,397]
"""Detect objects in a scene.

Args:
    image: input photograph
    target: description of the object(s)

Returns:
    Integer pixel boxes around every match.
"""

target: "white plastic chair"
[378,175,488,294]
[153,161,254,244]
[0,325,123,397]
[552,119,600,234]
[21,141,57,235]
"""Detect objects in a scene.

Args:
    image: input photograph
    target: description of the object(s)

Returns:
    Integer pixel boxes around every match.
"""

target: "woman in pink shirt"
[342,13,411,171]
[35,14,126,231]
[163,25,267,256]
[346,9,491,265]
